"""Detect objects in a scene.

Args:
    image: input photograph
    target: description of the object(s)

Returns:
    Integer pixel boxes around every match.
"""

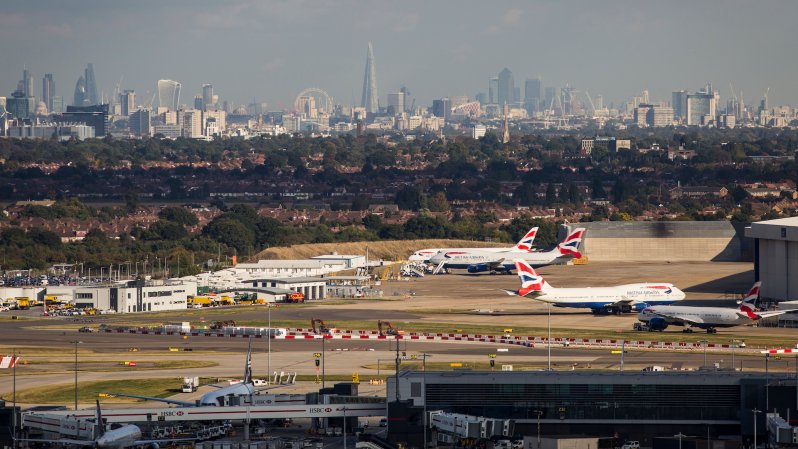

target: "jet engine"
[647,316,669,331]
[467,264,490,273]
[633,302,650,312]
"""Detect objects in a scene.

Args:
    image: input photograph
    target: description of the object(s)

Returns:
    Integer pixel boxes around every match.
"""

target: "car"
[379,418,388,427]
[622,441,640,449]
[78,326,94,333]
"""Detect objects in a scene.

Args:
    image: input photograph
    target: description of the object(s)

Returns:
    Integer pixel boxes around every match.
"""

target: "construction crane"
[311,318,333,334]
[377,320,403,336]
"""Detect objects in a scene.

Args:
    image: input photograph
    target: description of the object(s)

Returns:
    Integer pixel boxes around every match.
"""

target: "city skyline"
[1,0,797,110]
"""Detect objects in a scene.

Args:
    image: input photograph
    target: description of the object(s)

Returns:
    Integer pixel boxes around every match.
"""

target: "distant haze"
[2,0,796,109]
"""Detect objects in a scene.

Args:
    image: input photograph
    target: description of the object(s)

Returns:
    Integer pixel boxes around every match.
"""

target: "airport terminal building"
[387,370,795,448]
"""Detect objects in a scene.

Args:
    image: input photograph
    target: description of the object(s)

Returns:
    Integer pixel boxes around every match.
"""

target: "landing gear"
[706,328,717,334]
[682,328,694,333]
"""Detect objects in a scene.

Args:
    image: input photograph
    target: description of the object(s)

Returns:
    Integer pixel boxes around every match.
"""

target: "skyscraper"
[157,80,182,111]
[497,68,515,107]
[74,76,87,106]
[524,77,541,114]
[360,42,379,114]
[488,78,498,104]
[672,90,688,121]
[42,74,54,112]
[202,84,214,110]
[120,90,135,116]
[387,92,405,115]
[84,63,98,106]
[22,69,34,99]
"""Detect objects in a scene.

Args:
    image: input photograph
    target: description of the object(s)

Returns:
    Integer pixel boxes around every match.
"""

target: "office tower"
[157,80,182,111]
[60,104,110,136]
[51,96,64,113]
[595,95,604,111]
[203,109,226,134]
[672,90,688,121]
[641,90,650,104]
[42,74,54,112]
[84,63,98,105]
[202,84,214,110]
[488,78,498,104]
[646,106,674,127]
[497,68,514,107]
[6,90,33,119]
[180,109,202,138]
[194,95,203,110]
[686,84,718,126]
[387,92,405,115]
[633,104,651,127]
[129,109,151,136]
[74,76,87,106]
[361,42,379,114]
[120,90,135,116]
[524,77,541,114]
[22,69,34,99]
[431,98,451,121]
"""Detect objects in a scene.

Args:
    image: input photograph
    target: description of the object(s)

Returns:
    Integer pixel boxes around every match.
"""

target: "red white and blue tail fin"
[514,259,550,296]
[742,281,761,304]
[739,282,762,320]
[556,228,585,259]
[514,227,539,252]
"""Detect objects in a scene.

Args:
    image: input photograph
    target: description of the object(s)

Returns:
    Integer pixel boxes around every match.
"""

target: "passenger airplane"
[504,259,685,314]
[21,400,193,448]
[637,282,793,333]
[408,227,540,262]
[107,338,276,406]
[428,228,585,274]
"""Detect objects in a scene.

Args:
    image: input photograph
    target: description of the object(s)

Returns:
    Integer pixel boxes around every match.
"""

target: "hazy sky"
[2,0,796,110]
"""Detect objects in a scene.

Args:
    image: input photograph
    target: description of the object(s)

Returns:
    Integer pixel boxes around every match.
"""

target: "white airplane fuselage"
[638,306,747,328]
[530,284,685,310]
[429,248,563,270]
[95,425,142,448]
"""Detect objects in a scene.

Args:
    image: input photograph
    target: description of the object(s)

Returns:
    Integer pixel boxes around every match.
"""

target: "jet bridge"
[22,398,386,428]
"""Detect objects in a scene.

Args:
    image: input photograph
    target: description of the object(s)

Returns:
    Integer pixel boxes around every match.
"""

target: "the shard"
[360,42,378,114]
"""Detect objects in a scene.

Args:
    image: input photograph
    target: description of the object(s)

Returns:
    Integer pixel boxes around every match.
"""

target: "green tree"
[159,207,199,226]
[205,219,255,254]
[427,191,450,213]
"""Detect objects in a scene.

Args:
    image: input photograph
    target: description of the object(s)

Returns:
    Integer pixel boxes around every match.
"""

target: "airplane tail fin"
[244,337,252,385]
[95,400,105,437]
[739,282,763,320]
[514,259,550,296]
[555,228,585,259]
[514,227,539,252]
[742,281,761,305]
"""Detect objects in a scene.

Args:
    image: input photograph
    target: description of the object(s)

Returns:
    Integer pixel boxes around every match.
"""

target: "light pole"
[267,304,271,384]
[72,341,82,410]
[765,354,770,412]
[12,349,17,449]
[322,333,326,389]
[752,408,762,449]
[699,340,708,368]
[731,339,743,370]
[547,302,552,370]
[675,432,686,449]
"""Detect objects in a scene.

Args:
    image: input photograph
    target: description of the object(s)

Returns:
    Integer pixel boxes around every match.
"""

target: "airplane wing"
[499,289,518,296]
[737,310,794,320]
[102,392,196,406]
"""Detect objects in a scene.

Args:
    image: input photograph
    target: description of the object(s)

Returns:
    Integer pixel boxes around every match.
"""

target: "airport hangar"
[564,221,748,262]
[746,216,798,302]
[386,370,795,448]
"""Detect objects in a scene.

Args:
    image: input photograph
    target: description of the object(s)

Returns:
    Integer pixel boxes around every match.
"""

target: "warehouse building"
[746,217,798,301]
[249,277,327,300]
[46,280,196,313]
[564,221,747,262]
[387,370,791,449]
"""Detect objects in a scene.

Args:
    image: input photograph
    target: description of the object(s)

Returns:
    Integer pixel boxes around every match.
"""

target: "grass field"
[11,378,206,404]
